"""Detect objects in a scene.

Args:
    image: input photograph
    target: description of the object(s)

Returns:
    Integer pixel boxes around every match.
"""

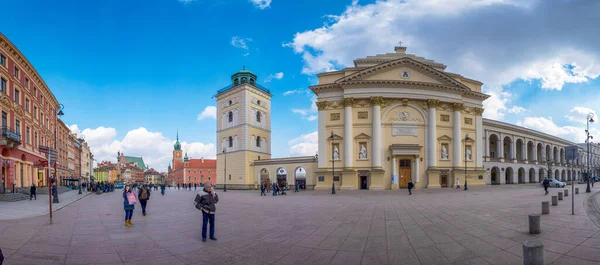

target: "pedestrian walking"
[52,184,57,199]
[272,183,277,196]
[194,183,197,190]
[138,184,151,216]
[194,182,219,242]
[30,184,37,200]
[161,183,166,195]
[408,180,414,195]
[123,186,137,227]
[455,177,460,189]
[543,177,550,195]
[260,182,266,196]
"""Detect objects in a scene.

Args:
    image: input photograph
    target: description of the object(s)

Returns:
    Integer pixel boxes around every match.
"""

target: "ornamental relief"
[0,95,13,109]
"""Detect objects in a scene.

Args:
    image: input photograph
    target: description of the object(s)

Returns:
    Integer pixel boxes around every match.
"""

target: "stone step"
[0,193,30,202]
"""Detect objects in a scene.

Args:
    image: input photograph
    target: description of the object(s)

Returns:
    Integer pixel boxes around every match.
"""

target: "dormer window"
[256,111,261,122]
[228,111,233,122]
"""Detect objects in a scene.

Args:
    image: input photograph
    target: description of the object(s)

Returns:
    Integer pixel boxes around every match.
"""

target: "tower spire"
[177,129,179,141]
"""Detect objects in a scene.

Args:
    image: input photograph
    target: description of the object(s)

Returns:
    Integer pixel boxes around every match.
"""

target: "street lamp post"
[53,104,64,203]
[571,149,575,215]
[330,131,336,195]
[586,113,594,193]
[222,149,227,192]
[464,134,472,190]
[78,177,82,194]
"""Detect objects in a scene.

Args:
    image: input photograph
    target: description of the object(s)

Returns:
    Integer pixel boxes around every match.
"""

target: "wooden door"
[399,159,411,188]
[440,174,448,187]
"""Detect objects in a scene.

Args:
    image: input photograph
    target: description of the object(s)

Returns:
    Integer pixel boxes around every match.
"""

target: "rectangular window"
[318,176,325,182]
[25,78,29,88]
[26,127,30,144]
[15,120,20,137]
[14,67,19,78]
[14,89,19,104]
[34,106,37,119]
[33,87,36,96]
[0,54,5,66]
[2,112,6,129]
[25,99,29,112]
[0,78,5,93]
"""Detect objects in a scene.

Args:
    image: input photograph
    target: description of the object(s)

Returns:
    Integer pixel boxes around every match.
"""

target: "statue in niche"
[333,146,340,160]
[441,145,449,160]
[359,144,367,160]
[466,147,472,161]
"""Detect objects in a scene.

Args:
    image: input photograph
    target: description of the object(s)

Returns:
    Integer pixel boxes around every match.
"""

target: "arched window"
[228,136,233,148]
[234,79,239,85]
[256,136,261,147]
[228,111,233,122]
[241,77,247,83]
[250,78,255,85]
[256,111,261,122]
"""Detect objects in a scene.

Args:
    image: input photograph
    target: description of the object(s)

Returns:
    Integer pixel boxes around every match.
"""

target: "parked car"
[549,178,566,188]
[115,183,124,189]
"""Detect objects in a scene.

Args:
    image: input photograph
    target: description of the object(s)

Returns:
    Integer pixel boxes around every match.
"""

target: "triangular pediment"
[328,133,344,141]
[335,57,471,91]
[354,133,371,140]
[438,135,453,141]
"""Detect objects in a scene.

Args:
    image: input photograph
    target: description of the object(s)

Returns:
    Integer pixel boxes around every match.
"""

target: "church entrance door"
[399,159,411,188]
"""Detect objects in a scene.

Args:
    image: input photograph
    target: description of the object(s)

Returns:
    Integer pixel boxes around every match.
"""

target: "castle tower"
[173,130,183,170]
[216,67,272,189]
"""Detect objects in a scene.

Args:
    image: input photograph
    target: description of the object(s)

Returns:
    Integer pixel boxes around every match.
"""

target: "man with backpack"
[408,180,414,195]
[138,184,151,216]
[542,177,550,195]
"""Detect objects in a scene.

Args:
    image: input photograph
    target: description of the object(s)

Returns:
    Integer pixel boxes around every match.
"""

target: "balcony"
[0,127,21,148]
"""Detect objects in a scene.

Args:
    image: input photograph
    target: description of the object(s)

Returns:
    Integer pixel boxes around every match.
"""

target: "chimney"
[201,157,204,163]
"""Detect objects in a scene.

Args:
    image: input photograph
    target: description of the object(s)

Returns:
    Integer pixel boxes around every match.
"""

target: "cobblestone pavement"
[0,190,91,220]
[1,184,600,265]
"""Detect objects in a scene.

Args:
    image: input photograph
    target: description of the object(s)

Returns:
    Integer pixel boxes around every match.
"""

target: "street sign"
[39,146,57,155]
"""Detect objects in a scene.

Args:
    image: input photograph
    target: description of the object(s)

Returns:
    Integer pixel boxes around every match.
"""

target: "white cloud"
[565,107,597,124]
[197,106,217,120]
[283,89,301,96]
[68,124,80,135]
[249,0,271,9]
[292,109,308,116]
[288,131,318,156]
[264,72,284,83]
[507,106,526,114]
[178,0,195,4]
[80,126,215,172]
[307,115,318,121]
[517,117,586,143]
[284,0,600,121]
[231,36,252,50]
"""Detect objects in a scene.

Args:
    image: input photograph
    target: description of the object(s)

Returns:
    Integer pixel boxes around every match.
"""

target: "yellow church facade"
[215,46,587,191]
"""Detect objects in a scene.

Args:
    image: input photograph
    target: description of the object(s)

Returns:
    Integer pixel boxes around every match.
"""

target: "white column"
[476,114,483,167]
[497,135,503,159]
[343,99,353,168]
[532,141,538,162]
[522,139,528,161]
[415,156,420,183]
[452,104,461,167]
[428,100,438,167]
[511,139,516,160]
[392,156,397,176]
[372,99,382,167]
[318,106,327,168]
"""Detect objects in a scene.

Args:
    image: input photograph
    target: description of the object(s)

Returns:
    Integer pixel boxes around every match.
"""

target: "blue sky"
[2,0,599,171]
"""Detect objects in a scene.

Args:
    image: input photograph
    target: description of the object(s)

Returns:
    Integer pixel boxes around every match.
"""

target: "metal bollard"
[541,201,549,214]
[529,214,541,234]
[558,192,563,200]
[523,239,544,265]
[564,189,568,196]
[576,188,579,194]
[552,195,558,206]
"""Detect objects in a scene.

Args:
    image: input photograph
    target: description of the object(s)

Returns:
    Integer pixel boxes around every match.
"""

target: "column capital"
[342,98,355,107]
[473,107,484,116]
[452,103,464,111]
[427,99,440,108]
[370,97,384,106]
[316,101,332,111]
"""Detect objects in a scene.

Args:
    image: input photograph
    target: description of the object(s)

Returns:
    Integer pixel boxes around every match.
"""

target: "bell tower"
[215,67,272,189]
[173,130,183,169]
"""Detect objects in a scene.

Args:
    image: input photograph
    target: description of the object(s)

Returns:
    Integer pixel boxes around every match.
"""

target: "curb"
[0,191,91,220]
[584,190,600,228]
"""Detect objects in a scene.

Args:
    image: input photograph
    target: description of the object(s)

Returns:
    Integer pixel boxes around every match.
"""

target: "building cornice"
[252,156,317,166]
[483,118,576,146]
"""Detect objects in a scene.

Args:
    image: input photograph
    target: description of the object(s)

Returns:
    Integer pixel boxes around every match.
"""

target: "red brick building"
[0,33,61,192]
[167,132,216,186]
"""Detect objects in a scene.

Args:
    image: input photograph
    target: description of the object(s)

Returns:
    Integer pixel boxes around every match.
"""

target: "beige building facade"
[214,46,591,191]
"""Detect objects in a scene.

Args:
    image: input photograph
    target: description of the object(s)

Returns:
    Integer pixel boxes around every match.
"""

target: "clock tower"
[173,130,183,169]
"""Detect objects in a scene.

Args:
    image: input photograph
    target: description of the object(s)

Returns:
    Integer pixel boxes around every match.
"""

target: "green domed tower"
[172,130,183,169]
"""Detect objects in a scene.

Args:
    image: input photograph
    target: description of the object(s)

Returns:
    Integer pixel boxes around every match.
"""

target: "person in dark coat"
[30,184,37,200]
[51,184,57,199]
[272,183,277,196]
[194,182,219,242]
[123,186,137,226]
[408,181,414,195]
[260,182,266,196]
[543,178,550,195]
[161,183,166,195]
[138,184,151,216]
